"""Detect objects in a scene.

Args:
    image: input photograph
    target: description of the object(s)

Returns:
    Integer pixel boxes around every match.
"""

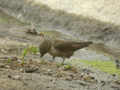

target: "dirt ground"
[0,0,120,89]
[0,9,119,90]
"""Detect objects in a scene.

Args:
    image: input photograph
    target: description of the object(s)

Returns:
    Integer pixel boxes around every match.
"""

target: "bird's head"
[39,32,45,42]
[39,32,52,41]
[39,32,45,37]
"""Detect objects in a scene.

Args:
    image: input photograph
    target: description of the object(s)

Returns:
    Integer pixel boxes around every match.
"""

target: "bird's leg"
[115,59,120,69]
[52,56,55,60]
[40,54,45,62]
[40,54,43,58]
[61,57,65,65]
[50,56,55,62]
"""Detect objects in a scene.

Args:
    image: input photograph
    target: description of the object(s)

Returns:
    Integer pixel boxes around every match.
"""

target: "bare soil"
[0,1,120,90]
[0,17,119,90]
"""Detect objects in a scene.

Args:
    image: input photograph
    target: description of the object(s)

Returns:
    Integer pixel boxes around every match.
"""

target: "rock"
[19,68,24,72]
[0,49,7,54]
[65,76,72,81]
[47,69,52,72]
[25,65,39,73]
[5,65,10,68]
[0,63,5,68]
[8,75,21,80]
[114,80,120,85]
[77,81,90,86]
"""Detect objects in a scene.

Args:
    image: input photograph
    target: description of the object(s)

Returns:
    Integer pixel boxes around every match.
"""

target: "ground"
[0,3,120,90]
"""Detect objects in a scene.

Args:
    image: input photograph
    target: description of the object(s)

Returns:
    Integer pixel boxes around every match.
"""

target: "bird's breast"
[49,47,73,58]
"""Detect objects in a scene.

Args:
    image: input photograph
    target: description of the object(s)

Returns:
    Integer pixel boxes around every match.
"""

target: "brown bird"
[39,33,93,64]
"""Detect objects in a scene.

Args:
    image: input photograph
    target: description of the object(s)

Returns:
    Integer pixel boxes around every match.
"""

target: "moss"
[71,59,120,75]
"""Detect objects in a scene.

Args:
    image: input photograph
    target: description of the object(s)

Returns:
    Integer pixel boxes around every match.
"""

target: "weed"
[7,58,12,63]
[72,59,120,75]
[64,64,72,70]
[21,45,39,64]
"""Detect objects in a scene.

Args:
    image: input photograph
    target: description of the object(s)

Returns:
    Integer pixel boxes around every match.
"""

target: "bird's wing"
[54,40,92,52]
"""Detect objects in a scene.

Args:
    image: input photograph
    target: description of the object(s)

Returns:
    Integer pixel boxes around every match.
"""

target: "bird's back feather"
[54,40,93,52]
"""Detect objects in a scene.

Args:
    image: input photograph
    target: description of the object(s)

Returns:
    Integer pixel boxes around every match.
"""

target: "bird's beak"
[39,32,44,37]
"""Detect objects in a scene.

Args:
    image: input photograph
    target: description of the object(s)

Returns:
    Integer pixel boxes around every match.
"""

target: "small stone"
[0,63,5,68]
[78,81,88,86]
[112,74,117,77]
[47,72,53,76]
[114,80,120,85]
[69,73,74,79]
[1,49,7,54]
[19,68,24,72]
[47,69,52,72]
[8,75,12,78]
[65,76,72,81]
[8,75,21,80]
[5,65,10,68]
[25,65,39,73]
[100,80,106,86]
[11,57,18,61]
[13,75,21,80]
[46,86,50,88]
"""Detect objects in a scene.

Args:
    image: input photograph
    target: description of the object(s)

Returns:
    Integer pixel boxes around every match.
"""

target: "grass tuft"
[71,59,120,75]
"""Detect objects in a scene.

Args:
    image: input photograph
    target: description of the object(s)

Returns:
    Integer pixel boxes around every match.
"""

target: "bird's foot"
[61,58,65,65]
[115,59,120,69]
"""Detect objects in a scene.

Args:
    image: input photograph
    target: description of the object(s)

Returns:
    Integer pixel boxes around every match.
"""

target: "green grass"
[71,59,120,75]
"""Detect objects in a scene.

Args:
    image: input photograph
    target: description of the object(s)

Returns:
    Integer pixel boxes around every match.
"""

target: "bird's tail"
[73,41,93,49]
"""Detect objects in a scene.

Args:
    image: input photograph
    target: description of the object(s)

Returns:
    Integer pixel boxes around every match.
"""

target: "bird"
[39,33,93,64]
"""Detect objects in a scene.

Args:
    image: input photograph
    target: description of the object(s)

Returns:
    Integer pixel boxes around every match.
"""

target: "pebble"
[1,49,7,54]
[0,63,5,68]
[47,69,52,72]
[8,75,21,80]
[65,76,72,81]
[25,65,39,73]
[19,68,24,72]
[5,65,10,68]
